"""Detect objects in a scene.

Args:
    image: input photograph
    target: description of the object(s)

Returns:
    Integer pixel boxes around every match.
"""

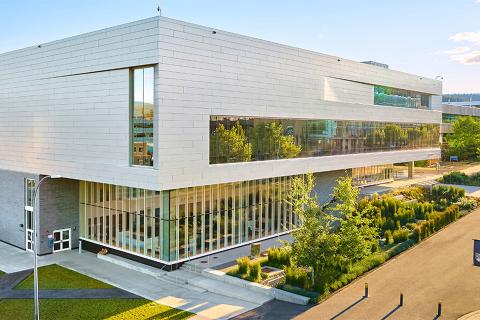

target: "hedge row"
[412,205,460,242]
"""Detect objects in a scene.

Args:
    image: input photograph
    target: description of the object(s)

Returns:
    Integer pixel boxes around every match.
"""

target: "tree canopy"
[210,123,252,163]
[445,116,480,160]
[289,174,379,290]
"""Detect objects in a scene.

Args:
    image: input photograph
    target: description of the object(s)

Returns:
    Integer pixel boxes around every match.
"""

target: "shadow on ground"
[231,300,311,320]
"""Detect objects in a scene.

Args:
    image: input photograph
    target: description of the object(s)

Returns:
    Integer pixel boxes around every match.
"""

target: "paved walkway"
[186,234,293,271]
[294,208,480,320]
[0,242,259,320]
[361,162,480,197]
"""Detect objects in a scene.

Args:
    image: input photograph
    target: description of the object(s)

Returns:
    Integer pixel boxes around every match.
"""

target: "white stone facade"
[0,16,442,191]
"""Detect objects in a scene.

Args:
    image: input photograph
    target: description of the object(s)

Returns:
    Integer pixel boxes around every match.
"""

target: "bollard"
[399,293,403,306]
[79,240,82,254]
[437,302,442,316]
[364,283,369,298]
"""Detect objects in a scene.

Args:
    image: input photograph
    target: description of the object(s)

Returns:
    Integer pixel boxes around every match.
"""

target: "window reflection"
[374,86,430,109]
[210,116,440,164]
[132,67,154,166]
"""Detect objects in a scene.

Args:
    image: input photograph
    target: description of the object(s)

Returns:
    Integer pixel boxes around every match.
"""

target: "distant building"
[441,94,480,134]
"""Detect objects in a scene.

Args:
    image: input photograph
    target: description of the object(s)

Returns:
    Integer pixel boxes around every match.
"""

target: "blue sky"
[1,0,479,93]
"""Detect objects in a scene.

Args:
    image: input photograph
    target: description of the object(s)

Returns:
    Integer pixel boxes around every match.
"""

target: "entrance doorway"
[53,228,71,252]
[25,211,34,252]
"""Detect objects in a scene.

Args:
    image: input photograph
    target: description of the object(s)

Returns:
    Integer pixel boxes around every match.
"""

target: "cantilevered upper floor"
[0,16,442,191]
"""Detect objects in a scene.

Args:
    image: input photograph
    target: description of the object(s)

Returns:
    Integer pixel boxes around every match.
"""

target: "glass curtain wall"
[374,86,430,109]
[131,67,154,166]
[80,176,297,263]
[210,116,440,164]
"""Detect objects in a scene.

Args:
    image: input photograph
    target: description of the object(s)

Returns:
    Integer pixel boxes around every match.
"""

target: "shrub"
[236,256,251,275]
[285,266,310,290]
[405,222,417,230]
[431,185,465,204]
[267,246,291,268]
[456,197,477,211]
[384,230,394,245]
[392,228,409,243]
[394,186,426,201]
[412,226,421,242]
[412,202,433,220]
[439,171,470,185]
[439,171,480,187]
[248,262,261,282]
[371,241,379,253]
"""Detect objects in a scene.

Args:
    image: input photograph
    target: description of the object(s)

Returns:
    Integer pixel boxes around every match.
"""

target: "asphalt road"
[295,207,480,320]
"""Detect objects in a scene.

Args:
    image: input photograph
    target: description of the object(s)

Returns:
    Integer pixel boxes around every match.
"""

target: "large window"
[209,116,440,164]
[79,177,298,262]
[374,85,430,109]
[131,67,154,166]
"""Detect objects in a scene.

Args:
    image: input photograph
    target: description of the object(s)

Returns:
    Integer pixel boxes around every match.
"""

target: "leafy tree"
[330,177,379,264]
[288,174,339,287]
[248,122,301,160]
[384,124,407,147]
[210,122,252,163]
[445,116,480,160]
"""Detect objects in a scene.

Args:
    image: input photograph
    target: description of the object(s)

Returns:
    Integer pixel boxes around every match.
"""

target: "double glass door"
[53,228,71,252]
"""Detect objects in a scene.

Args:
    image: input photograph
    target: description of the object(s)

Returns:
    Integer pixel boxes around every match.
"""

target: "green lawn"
[0,270,4,278]
[16,264,112,290]
[0,299,193,320]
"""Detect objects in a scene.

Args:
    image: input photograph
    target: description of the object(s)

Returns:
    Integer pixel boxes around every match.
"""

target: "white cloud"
[451,51,480,65]
[436,46,470,55]
[449,32,480,44]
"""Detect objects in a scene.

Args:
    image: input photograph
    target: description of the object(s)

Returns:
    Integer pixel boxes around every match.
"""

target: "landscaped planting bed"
[228,182,477,304]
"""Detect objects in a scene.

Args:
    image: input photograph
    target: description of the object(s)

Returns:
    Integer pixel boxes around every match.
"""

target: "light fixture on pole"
[25,174,61,320]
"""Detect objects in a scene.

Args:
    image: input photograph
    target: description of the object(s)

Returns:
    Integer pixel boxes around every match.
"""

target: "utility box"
[251,243,261,258]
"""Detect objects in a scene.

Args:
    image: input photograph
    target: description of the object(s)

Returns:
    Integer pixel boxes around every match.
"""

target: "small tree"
[210,122,252,163]
[249,122,301,160]
[288,173,339,287]
[331,177,379,264]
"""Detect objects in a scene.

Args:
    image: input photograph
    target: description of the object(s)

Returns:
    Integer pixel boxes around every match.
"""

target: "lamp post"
[25,175,61,320]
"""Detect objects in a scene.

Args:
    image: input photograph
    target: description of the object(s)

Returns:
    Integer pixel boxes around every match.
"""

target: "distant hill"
[134,102,154,120]
[443,93,480,103]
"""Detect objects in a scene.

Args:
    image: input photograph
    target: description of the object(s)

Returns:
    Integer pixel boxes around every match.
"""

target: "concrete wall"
[0,169,38,249]
[38,178,79,255]
[0,16,442,192]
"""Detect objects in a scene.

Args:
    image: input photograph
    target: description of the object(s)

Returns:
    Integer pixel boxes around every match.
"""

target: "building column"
[408,161,414,179]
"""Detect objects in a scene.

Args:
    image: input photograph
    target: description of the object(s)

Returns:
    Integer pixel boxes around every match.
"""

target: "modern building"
[0,16,442,269]
[441,95,480,134]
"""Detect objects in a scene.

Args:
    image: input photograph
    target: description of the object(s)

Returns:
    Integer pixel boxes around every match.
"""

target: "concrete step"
[186,275,273,305]
[96,253,206,293]
[180,262,206,274]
